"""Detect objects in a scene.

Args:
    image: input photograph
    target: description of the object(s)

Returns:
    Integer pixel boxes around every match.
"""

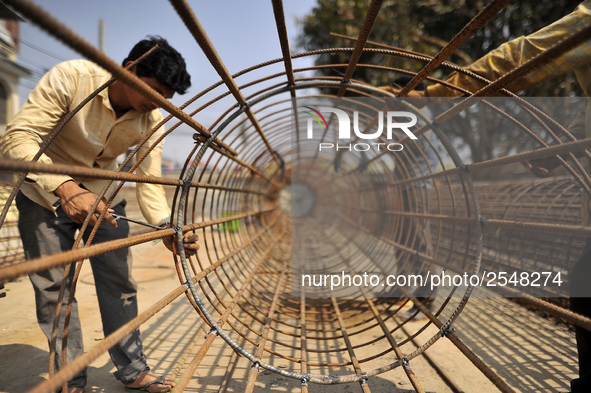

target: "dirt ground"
[0,237,579,393]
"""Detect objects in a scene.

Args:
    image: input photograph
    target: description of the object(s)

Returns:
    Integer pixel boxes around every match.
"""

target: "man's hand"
[54,180,117,228]
[163,231,199,256]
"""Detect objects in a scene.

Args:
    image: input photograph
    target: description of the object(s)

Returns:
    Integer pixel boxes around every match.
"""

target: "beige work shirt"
[0,59,170,225]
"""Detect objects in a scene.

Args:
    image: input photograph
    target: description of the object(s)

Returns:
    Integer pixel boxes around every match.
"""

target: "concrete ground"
[0,235,579,393]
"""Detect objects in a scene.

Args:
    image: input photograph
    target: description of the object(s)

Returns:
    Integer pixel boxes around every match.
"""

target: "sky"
[14,0,318,165]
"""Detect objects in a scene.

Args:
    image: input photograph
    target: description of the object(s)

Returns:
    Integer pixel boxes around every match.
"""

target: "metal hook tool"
[110,213,168,230]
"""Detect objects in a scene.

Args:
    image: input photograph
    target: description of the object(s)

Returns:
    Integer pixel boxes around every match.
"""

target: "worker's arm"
[135,121,170,226]
[135,119,199,255]
[0,62,116,227]
[0,62,74,191]
[427,0,591,97]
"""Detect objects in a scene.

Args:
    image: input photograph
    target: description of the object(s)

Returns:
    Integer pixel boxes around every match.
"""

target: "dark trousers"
[16,192,149,388]
[570,239,591,393]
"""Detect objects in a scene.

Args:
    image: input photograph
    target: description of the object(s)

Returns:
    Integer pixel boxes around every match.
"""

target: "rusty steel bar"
[386,137,591,189]
[271,0,296,89]
[398,0,509,96]
[315,43,591,182]
[333,209,519,393]
[271,0,303,164]
[1,0,236,156]
[325,231,428,391]
[362,289,427,393]
[337,0,383,96]
[307,0,384,162]
[397,322,465,393]
[243,271,288,393]
[188,44,591,175]
[331,297,373,393]
[383,210,591,238]
[430,23,591,131]
[299,291,309,393]
[27,283,189,393]
[168,0,279,164]
[340,203,587,330]
[0,157,265,194]
[0,44,160,231]
[282,78,591,198]
[0,209,272,282]
[173,246,275,392]
[403,292,517,393]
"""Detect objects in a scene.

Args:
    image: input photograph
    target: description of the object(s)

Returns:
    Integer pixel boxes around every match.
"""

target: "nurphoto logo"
[302,106,418,152]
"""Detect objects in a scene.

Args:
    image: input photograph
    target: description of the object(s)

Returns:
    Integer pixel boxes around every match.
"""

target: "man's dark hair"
[123,36,191,94]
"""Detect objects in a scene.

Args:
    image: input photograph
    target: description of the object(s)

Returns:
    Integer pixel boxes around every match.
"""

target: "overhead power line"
[13,36,68,62]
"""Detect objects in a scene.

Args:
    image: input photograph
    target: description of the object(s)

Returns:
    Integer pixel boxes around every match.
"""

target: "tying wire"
[110,213,169,230]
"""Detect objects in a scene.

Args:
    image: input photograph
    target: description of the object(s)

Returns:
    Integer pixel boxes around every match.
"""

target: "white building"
[0,3,31,136]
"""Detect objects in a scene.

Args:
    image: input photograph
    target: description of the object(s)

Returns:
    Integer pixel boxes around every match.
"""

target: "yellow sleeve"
[0,62,74,192]
[427,0,591,97]
[135,116,171,226]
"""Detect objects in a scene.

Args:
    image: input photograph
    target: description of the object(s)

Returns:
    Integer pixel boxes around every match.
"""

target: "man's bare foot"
[125,370,176,392]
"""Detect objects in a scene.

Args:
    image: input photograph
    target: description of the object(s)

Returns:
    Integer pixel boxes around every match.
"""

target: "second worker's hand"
[163,231,199,256]
[54,180,118,228]
[522,155,562,178]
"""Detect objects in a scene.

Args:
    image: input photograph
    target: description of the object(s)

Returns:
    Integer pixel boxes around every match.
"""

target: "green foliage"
[297,0,580,91]
[296,0,583,161]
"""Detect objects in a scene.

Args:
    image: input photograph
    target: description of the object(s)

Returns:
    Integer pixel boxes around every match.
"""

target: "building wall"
[0,73,21,137]
[0,18,30,137]
[0,19,17,61]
